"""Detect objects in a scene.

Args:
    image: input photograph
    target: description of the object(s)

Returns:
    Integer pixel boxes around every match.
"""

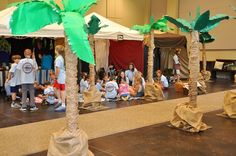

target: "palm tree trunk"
[147,30,154,83]
[64,36,79,133]
[89,35,95,87]
[202,43,206,73]
[189,31,200,107]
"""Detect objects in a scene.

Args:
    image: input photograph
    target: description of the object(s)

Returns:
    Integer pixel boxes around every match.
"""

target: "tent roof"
[0,7,143,40]
[85,12,143,41]
[154,32,187,48]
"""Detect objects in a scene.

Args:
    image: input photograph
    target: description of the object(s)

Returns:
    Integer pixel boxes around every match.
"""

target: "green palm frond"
[200,14,229,32]
[150,16,155,25]
[131,24,152,34]
[194,10,210,31]
[87,15,108,35]
[199,32,215,44]
[10,1,61,35]
[164,16,191,32]
[62,0,96,15]
[62,12,94,64]
[151,17,172,32]
[8,0,61,12]
[195,6,201,21]
[165,7,229,33]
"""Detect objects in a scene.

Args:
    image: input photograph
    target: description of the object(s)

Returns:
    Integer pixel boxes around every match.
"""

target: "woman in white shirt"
[125,63,137,86]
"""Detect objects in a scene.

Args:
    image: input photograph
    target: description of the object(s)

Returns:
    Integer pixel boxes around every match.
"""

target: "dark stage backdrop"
[109,40,144,73]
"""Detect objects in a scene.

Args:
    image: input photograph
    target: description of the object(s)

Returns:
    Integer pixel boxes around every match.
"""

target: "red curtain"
[109,40,144,73]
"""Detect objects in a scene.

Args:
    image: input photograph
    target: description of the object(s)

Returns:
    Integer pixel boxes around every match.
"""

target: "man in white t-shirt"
[53,45,66,112]
[17,49,38,111]
[105,76,118,99]
[173,48,181,82]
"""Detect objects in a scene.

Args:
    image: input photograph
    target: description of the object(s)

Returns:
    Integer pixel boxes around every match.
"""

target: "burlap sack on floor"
[174,81,183,92]
[202,71,211,81]
[218,91,236,118]
[47,128,94,156]
[144,82,164,101]
[198,73,207,94]
[83,86,102,106]
[170,102,210,132]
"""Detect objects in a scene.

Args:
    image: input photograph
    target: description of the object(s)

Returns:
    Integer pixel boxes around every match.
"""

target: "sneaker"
[54,102,62,108]
[55,105,66,112]
[11,102,21,108]
[30,106,38,111]
[20,107,27,112]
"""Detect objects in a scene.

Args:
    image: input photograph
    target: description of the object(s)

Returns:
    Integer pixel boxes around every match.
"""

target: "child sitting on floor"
[43,81,58,105]
[129,71,144,97]
[118,79,130,100]
[105,76,118,99]
[80,72,89,94]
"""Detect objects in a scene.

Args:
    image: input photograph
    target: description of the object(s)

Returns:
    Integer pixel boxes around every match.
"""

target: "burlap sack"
[202,71,211,81]
[170,102,210,132]
[198,73,207,94]
[47,128,94,156]
[174,81,183,92]
[218,91,236,118]
[144,82,164,101]
[83,86,102,106]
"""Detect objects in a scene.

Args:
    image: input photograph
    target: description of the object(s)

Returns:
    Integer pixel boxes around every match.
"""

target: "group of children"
[6,45,66,112]
[79,63,169,101]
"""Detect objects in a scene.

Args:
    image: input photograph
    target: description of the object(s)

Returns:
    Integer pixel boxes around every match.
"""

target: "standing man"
[173,48,181,82]
[17,49,38,111]
[54,45,66,112]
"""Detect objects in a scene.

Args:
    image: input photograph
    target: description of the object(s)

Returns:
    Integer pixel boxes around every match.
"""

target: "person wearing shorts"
[54,45,66,112]
[173,48,181,82]
[6,55,21,108]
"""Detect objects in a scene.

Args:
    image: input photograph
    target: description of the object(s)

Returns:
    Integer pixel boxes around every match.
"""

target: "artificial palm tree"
[83,15,107,105]
[165,8,229,132]
[199,32,215,80]
[10,0,96,155]
[132,16,171,100]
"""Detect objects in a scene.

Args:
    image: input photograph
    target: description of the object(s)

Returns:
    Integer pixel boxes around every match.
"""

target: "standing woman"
[173,48,181,82]
[125,63,137,86]
[54,45,66,112]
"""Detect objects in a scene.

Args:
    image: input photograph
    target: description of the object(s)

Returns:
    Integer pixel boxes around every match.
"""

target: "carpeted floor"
[0,89,235,156]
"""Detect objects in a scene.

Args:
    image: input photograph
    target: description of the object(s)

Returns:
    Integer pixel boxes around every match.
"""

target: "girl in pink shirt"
[119,79,130,100]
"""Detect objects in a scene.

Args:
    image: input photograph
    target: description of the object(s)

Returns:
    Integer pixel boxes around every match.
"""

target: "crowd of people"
[5,45,178,113]
[5,45,66,112]
[79,62,170,101]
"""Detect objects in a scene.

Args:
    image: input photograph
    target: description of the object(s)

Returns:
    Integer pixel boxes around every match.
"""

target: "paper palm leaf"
[62,12,94,64]
[150,16,155,25]
[199,32,215,44]
[195,6,201,21]
[200,14,229,32]
[62,0,96,15]
[194,10,210,31]
[152,18,173,32]
[131,24,152,34]
[164,16,191,32]
[10,1,61,35]
[87,15,107,35]
[8,0,61,12]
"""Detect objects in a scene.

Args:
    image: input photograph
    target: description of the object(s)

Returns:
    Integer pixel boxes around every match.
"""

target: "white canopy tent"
[0,6,143,40]
[0,7,143,71]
